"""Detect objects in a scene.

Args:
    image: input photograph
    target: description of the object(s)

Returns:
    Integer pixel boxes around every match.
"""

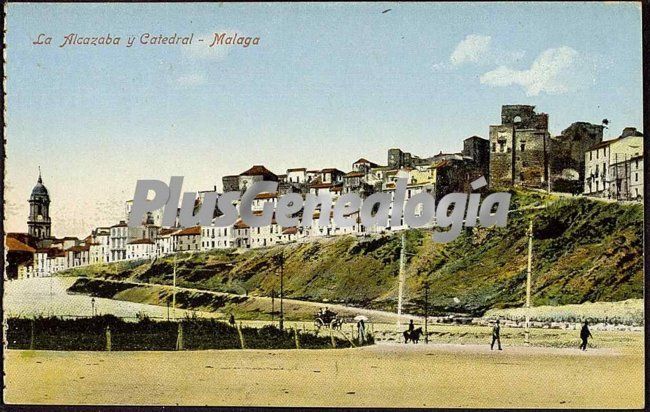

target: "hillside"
[61,190,643,316]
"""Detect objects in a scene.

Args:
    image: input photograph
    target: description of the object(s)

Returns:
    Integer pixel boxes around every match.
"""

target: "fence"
[5,315,374,351]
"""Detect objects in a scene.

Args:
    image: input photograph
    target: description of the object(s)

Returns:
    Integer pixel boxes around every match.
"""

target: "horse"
[403,327,423,344]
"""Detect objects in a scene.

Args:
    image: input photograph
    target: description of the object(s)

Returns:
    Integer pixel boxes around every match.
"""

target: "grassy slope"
[61,190,643,316]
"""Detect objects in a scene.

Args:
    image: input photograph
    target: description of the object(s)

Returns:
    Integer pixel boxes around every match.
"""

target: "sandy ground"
[4,342,643,408]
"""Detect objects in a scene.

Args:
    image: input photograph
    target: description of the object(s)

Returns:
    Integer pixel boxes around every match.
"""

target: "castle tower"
[28,168,51,240]
[489,105,550,188]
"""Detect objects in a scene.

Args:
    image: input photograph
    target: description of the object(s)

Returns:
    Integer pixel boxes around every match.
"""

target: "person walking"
[580,320,592,351]
[229,313,236,327]
[491,319,502,350]
[357,319,366,345]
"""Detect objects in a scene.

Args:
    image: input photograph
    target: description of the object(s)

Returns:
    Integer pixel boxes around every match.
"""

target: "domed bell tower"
[28,168,51,240]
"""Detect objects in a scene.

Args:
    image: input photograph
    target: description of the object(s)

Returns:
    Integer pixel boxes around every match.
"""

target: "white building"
[251,192,278,212]
[89,227,110,264]
[33,250,52,277]
[126,238,156,260]
[279,227,300,243]
[233,220,251,248]
[109,221,128,262]
[155,228,179,256]
[584,127,643,199]
[238,165,278,192]
[286,168,307,184]
[201,224,235,250]
[249,219,282,248]
[65,244,90,268]
[609,154,644,201]
[172,226,201,252]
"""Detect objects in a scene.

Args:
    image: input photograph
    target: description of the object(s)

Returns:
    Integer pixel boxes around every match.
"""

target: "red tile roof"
[310,183,334,189]
[128,238,155,245]
[234,220,250,230]
[239,165,278,179]
[282,227,298,235]
[321,168,343,174]
[66,245,90,252]
[173,226,201,236]
[255,192,278,200]
[353,158,379,167]
[6,237,36,253]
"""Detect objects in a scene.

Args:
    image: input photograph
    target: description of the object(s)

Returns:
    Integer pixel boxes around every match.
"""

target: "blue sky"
[5,2,643,236]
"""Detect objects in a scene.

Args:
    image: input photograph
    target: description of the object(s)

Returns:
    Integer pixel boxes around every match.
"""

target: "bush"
[6,317,364,351]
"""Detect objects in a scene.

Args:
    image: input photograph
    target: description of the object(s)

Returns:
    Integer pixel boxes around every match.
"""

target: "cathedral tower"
[28,168,51,239]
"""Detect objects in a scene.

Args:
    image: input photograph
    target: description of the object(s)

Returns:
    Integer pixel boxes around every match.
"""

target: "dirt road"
[4,343,643,408]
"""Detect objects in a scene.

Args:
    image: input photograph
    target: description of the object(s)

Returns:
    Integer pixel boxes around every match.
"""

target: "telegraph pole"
[397,232,406,330]
[524,219,533,345]
[271,289,275,323]
[172,253,177,320]
[424,281,430,344]
[279,252,284,331]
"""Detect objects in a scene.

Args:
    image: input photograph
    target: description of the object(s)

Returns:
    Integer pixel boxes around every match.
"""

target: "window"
[635,173,638,182]
[589,152,592,161]
[492,143,496,152]
[520,142,526,152]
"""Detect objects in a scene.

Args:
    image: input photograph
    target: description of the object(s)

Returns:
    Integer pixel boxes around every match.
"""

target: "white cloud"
[479,46,594,96]
[450,34,492,66]
[176,73,206,87]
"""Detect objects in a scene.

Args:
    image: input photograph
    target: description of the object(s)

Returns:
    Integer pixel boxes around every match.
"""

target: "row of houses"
[14,143,476,278]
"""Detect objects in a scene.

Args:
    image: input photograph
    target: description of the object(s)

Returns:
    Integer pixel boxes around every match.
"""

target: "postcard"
[2,2,645,408]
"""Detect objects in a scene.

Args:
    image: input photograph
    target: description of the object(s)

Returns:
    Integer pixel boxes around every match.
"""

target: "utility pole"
[271,289,275,323]
[397,232,406,330]
[424,281,429,344]
[279,252,284,331]
[172,253,177,321]
[524,219,533,346]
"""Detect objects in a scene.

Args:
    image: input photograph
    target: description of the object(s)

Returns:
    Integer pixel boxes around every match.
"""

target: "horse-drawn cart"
[314,310,344,330]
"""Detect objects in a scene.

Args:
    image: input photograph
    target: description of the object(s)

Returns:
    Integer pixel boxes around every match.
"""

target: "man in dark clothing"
[408,319,414,333]
[229,313,236,327]
[491,319,502,350]
[357,320,366,345]
[580,321,592,350]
